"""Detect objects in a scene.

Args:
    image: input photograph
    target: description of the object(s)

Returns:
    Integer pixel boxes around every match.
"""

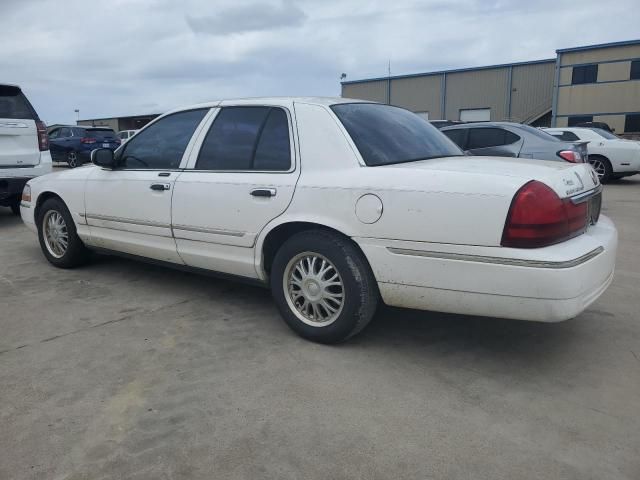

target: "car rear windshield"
[331,103,462,166]
[0,85,38,120]
[85,128,117,139]
[513,124,560,141]
[590,128,618,139]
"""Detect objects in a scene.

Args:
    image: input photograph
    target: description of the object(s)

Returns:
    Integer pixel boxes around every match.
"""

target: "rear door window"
[59,127,71,138]
[467,128,519,149]
[0,85,37,120]
[556,131,580,141]
[196,107,291,171]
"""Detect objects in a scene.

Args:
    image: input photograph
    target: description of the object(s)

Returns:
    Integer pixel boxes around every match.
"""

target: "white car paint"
[545,127,640,177]
[21,97,616,325]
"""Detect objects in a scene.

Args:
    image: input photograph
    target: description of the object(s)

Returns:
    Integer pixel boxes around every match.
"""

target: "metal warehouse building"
[76,113,159,132]
[342,39,640,134]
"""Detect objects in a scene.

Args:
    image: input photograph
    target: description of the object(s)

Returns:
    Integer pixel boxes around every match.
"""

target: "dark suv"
[441,122,588,163]
[48,126,120,167]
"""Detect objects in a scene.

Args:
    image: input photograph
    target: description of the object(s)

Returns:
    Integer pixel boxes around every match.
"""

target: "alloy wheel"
[43,210,69,258]
[283,252,345,327]
[68,151,78,168]
[590,158,605,178]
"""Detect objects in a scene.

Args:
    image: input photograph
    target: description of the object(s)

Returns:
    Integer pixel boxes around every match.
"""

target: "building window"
[571,65,598,85]
[631,60,640,80]
[568,115,593,127]
[625,114,640,133]
[459,108,490,122]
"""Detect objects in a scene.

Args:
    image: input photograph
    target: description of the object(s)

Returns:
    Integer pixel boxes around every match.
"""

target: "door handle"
[150,183,171,191]
[250,188,277,197]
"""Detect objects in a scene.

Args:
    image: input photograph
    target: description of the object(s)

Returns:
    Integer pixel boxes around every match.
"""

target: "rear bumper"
[356,215,617,322]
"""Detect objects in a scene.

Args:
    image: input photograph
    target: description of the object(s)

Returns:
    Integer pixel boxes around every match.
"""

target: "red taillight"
[501,181,588,248]
[36,121,48,151]
[558,150,582,163]
[80,137,97,144]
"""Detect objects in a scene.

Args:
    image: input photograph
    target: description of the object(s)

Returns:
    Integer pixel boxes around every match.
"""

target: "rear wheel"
[67,151,79,168]
[36,198,90,268]
[589,155,613,183]
[270,230,378,343]
[10,198,20,216]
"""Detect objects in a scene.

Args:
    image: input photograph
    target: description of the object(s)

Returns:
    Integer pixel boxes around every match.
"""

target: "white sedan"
[545,127,640,182]
[20,98,617,343]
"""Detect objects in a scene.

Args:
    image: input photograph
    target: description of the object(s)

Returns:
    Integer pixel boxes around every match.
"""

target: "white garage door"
[415,111,429,120]
[460,108,490,122]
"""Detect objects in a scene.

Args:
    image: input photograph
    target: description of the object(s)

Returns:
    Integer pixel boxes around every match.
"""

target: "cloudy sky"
[1,0,638,124]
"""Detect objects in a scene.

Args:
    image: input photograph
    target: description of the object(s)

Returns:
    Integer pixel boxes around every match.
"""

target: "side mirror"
[91,148,116,169]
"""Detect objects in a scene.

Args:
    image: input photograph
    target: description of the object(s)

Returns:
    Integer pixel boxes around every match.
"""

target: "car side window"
[59,127,71,138]
[467,128,519,149]
[72,127,84,137]
[119,109,207,170]
[48,128,60,139]
[253,109,291,171]
[559,131,580,141]
[196,106,291,171]
[442,129,467,149]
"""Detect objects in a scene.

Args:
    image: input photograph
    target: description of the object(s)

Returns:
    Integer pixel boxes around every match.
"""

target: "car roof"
[165,96,370,115]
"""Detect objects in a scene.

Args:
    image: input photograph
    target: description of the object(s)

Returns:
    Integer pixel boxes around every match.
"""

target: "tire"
[270,229,378,343]
[10,198,20,216]
[36,197,90,268]
[589,155,613,183]
[67,151,79,168]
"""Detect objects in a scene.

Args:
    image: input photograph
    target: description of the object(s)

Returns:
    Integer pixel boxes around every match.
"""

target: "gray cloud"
[186,0,306,35]
[0,0,638,124]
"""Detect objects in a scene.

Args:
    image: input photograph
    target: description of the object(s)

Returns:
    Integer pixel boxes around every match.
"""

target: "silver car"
[441,122,588,164]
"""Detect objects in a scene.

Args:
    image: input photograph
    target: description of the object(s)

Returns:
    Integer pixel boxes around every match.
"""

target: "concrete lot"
[1,177,639,480]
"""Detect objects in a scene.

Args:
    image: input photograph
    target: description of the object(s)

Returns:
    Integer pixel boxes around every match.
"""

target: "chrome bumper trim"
[387,246,605,269]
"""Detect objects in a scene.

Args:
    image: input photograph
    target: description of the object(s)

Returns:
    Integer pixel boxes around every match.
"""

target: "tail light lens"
[501,181,588,248]
[21,184,31,203]
[80,137,97,144]
[36,121,48,151]
[558,150,582,163]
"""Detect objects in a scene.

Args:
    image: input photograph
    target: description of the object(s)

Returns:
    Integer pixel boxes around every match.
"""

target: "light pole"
[74,109,79,123]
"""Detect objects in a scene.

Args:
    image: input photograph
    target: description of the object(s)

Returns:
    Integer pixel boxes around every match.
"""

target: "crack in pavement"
[0,299,191,356]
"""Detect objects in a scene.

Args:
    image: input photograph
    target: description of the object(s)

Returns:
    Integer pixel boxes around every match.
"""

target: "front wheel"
[270,230,378,343]
[36,198,90,268]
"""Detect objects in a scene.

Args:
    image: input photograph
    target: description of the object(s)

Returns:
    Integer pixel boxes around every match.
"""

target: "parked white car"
[1,83,52,214]
[20,98,617,343]
[117,129,138,144]
[544,127,640,182]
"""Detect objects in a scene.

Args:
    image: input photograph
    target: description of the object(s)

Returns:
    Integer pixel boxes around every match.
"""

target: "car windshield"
[590,128,618,139]
[331,103,463,166]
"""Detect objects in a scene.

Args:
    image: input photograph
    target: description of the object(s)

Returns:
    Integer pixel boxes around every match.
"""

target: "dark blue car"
[48,126,120,167]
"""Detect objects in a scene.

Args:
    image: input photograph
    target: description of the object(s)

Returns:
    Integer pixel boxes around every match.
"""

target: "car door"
[172,104,299,279]
[83,108,211,263]
[50,126,72,160]
[465,127,522,157]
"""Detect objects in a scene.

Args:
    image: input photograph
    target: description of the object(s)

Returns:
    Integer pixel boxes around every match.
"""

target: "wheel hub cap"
[284,253,345,327]
[43,211,69,259]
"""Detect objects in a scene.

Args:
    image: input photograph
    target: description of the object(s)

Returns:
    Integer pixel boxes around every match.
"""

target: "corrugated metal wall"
[341,61,555,123]
[444,67,510,121]
[510,62,555,122]
[342,80,387,103]
[389,75,443,117]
